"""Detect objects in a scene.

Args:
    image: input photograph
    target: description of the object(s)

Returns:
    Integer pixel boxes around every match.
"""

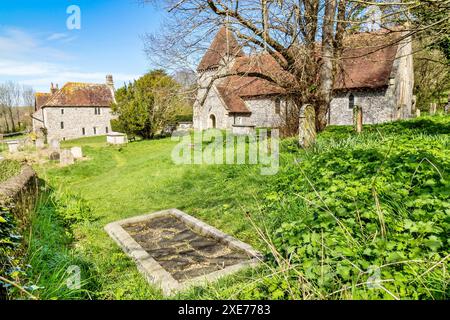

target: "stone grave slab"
[105,209,262,295]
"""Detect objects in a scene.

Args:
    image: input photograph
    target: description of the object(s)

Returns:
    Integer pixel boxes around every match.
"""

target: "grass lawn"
[26,114,450,300]
[33,135,272,299]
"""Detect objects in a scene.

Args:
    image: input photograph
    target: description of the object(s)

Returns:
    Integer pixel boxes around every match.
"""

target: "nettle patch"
[250,125,449,299]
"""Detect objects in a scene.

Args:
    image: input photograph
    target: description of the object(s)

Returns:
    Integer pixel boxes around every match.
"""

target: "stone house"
[32,75,116,141]
[194,27,414,131]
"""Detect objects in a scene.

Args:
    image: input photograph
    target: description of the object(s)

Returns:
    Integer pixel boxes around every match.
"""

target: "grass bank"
[26,115,450,300]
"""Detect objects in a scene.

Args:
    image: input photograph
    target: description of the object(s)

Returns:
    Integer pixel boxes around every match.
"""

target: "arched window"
[209,114,216,129]
[349,93,355,109]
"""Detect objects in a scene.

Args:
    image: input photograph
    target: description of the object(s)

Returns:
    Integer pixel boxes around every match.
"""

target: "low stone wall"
[0,165,38,226]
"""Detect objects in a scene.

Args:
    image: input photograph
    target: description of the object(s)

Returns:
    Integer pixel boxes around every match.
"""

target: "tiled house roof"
[35,93,52,111]
[36,82,114,109]
[199,28,402,113]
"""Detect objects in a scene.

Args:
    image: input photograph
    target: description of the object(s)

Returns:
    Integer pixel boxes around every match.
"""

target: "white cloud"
[0,27,141,91]
[47,33,68,41]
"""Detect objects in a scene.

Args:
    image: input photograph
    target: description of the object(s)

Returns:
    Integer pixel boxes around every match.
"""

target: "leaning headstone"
[50,139,60,151]
[70,147,83,159]
[60,149,74,166]
[35,138,45,149]
[353,105,363,134]
[49,151,60,161]
[299,104,316,148]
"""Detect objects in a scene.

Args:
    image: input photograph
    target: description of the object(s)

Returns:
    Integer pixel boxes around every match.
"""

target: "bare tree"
[142,0,449,133]
[0,82,35,133]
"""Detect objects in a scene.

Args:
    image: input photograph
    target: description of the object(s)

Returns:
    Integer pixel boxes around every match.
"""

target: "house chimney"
[106,75,114,87]
[50,83,59,94]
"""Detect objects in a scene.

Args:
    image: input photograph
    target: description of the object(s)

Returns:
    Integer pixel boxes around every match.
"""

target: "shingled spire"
[197,26,244,72]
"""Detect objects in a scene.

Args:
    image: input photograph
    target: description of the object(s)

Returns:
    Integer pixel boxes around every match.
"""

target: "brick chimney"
[50,83,59,95]
[106,75,114,88]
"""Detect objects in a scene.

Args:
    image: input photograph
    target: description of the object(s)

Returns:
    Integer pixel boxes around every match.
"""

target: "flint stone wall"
[0,165,38,224]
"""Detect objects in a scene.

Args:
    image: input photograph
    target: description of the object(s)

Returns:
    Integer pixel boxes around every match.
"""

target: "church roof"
[38,82,114,108]
[201,28,403,113]
[197,26,244,72]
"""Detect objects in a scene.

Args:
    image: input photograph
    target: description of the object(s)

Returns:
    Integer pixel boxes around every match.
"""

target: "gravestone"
[411,95,417,114]
[353,105,363,134]
[6,140,20,154]
[416,109,421,118]
[35,138,45,149]
[429,102,437,115]
[60,149,74,166]
[70,147,83,159]
[50,139,60,151]
[445,95,450,114]
[299,104,316,148]
[49,151,60,161]
[107,132,127,145]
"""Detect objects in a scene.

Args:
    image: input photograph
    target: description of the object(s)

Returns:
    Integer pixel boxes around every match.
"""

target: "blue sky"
[0,0,164,92]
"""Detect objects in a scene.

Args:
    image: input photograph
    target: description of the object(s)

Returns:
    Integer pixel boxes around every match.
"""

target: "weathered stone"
[353,105,363,134]
[416,109,421,118]
[299,104,316,148]
[107,132,127,145]
[411,95,417,114]
[6,140,20,153]
[35,138,45,149]
[70,147,83,159]
[60,149,74,166]
[49,138,60,151]
[49,151,60,161]
[430,102,437,115]
[105,209,262,295]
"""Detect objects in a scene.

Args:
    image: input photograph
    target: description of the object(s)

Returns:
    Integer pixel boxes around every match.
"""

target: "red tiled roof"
[334,30,401,90]
[197,26,244,71]
[35,93,52,111]
[202,29,403,113]
[43,82,114,107]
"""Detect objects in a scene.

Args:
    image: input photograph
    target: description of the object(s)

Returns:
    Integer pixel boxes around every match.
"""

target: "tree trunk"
[7,107,16,132]
[317,0,337,132]
[2,110,10,133]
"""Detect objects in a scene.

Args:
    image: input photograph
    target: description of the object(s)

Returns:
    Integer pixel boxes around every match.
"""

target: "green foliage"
[31,114,450,300]
[50,189,95,228]
[111,70,187,139]
[259,115,450,299]
[0,160,21,182]
[25,190,100,299]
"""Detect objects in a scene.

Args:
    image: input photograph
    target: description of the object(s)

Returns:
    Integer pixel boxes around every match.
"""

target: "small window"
[60,122,64,129]
[82,128,86,135]
[349,93,355,109]
[61,109,64,115]
[93,127,97,135]
[275,98,281,114]
[106,127,109,134]
[95,107,101,115]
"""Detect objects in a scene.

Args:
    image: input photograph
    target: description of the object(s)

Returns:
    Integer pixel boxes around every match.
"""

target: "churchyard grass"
[25,114,449,300]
